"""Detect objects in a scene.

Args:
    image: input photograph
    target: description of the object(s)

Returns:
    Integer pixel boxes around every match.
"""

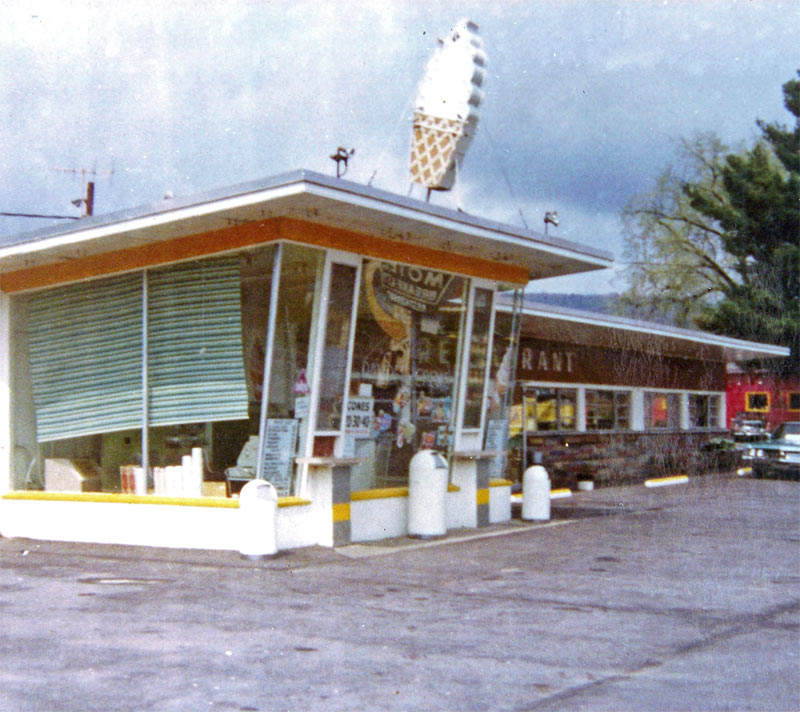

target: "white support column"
[0,291,11,493]
[453,284,476,453]
[680,393,690,430]
[576,387,587,432]
[631,389,645,431]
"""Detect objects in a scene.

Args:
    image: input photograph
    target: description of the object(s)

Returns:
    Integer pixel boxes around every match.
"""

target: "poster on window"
[485,418,508,480]
[261,418,299,493]
[377,262,454,314]
[345,397,374,437]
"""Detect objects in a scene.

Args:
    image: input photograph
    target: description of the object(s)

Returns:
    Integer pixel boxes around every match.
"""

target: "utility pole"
[54,166,113,217]
[72,181,94,217]
[1,166,109,222]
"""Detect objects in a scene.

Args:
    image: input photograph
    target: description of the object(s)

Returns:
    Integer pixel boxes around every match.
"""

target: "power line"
[0,211,79,220]
[482,121,529,230]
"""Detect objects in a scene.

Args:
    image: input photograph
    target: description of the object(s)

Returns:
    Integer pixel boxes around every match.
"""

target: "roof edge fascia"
[0,170,612,268]
[500,300,791,359]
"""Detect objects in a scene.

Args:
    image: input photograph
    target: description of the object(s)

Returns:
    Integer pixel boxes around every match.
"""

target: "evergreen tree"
[687,72,799,372]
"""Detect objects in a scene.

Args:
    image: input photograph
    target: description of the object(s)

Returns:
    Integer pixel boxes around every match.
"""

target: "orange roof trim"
[0,217,529,293]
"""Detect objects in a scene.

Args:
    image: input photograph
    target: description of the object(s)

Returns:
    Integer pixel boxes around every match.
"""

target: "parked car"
[731,413,768,442]
[746,421,800,480]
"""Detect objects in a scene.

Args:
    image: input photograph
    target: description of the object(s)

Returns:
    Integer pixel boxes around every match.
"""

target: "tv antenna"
[53,165,115,217]
[0,165,114,222]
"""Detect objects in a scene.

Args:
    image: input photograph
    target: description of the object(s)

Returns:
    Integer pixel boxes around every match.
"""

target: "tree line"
[620,72,799,374]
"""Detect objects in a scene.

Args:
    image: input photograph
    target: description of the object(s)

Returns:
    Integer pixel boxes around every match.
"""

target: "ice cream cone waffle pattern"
[410,19,486,190]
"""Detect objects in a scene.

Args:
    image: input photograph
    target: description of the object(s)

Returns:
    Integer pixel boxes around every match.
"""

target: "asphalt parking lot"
[1,473,798,711]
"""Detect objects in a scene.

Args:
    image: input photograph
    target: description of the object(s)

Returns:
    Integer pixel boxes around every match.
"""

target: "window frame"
[521,386,578,433]
[584,388,631,432]
[456,281,496,442]
[644,390,681,430]
[688,392,721,430]
[745,391,770,413]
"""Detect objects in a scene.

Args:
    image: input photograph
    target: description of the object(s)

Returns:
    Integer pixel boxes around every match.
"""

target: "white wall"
[0,498,320,552]
[0,292,10,493]
[489,483,511,523]
[351,496,408,542]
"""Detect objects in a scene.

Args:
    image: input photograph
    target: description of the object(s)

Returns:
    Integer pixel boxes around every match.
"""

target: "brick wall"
[508,430,737,489]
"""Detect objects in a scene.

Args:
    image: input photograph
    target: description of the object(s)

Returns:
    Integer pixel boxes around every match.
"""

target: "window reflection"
[645,392,680,429]
[347,260,466,489]
[463,288,493,429]
[520,388,577,432]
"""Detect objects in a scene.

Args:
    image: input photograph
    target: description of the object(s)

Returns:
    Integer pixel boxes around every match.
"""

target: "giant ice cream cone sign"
[410,19,486,191]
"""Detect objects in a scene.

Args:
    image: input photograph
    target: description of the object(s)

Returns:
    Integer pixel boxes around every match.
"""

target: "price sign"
[345,397,374,437]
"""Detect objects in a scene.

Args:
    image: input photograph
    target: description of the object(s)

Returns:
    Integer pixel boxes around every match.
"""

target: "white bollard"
[522,465,551,521]
[408,450,449,538]
[238,479,278,558]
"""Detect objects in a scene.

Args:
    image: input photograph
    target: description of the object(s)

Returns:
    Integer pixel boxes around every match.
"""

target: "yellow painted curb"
[644,475,689,488]
[489,479,512,488]
[277,497,312,508]
[476,488,490,506]
[332,502,351,522]
[550,488,572,499]
[351,487,409,501]
[1,490,310,509]
[2,491,239,508]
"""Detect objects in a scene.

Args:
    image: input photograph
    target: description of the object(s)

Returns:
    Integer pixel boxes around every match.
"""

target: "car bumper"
[753,457,800,479]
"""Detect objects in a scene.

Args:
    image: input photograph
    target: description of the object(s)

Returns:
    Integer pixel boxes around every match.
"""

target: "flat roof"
[0,169,612,286]
[499,298,790,363]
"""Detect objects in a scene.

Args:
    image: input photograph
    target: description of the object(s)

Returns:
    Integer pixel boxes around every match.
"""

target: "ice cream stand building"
[2,19,785,553]
[0,167,613,550]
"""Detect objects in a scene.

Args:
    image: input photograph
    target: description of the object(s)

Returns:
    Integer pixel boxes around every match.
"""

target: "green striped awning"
[147,258,248,426]
[27,272,144,441]
[26,256,249,443]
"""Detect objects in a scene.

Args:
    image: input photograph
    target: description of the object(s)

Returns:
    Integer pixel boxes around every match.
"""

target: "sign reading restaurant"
[518,338,725,391]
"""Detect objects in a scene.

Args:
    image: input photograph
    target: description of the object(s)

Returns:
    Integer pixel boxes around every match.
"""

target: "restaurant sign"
[517,338,725,391]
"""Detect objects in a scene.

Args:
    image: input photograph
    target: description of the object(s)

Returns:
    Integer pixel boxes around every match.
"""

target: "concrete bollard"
[522,465,551,521]
[408,450,449,538]
[238,479,278,559]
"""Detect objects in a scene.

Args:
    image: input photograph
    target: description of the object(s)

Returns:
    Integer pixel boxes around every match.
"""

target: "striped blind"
[147,257,249,426]
[27,273,143,442]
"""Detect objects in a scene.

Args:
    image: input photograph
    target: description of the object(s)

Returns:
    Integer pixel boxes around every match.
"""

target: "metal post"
[85,182,95,216]
[256,244,283,482]
[141,271,149,479]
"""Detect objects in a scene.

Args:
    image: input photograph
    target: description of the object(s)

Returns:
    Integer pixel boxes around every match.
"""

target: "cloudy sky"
[1,0,797,293]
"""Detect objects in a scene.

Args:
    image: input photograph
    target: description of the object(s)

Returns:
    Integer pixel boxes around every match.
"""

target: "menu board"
[485,418,508,480]
[261,419,299,494]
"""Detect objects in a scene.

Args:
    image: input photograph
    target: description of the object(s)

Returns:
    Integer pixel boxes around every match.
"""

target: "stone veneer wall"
[508,430,737,489]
